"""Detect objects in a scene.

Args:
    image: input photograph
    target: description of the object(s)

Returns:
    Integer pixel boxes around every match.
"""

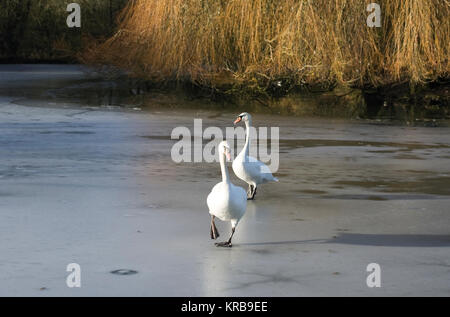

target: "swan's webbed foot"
[210,216,220,240]
[215,227,235,247]
[215,241,232,248]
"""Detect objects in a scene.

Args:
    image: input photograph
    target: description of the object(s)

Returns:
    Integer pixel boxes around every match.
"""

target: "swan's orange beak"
[234,117,242,125]
[226,151,231,161]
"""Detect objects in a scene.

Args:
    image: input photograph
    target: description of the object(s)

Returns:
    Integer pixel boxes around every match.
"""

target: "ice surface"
[0,65,449,296]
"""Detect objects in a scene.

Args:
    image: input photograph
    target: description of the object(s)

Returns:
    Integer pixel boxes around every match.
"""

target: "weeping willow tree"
[84,0,449,92]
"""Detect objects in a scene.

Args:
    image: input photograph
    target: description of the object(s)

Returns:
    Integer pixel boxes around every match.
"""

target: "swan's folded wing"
[243,156,277,183]
[207,183,221,210]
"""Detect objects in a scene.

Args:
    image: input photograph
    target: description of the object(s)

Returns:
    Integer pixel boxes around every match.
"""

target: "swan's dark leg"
[215,226,235,247]
[247,185,255,200]
[251,186,257,200]
[210,216,220,240]
[247,185,257,200]
[246,184,253,198]
[228,227,236,244]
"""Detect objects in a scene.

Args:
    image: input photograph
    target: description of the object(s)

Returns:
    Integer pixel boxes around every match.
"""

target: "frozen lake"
[0,65,449,296]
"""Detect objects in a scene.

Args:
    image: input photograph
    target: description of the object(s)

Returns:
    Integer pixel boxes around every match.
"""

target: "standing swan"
[207,141,247,247]
[232,112,278,200]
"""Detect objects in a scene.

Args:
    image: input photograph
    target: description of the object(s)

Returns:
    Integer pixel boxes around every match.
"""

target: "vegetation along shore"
[1,0,449,120]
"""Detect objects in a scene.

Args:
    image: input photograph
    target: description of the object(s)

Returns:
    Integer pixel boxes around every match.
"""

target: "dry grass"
[84,0,450,91]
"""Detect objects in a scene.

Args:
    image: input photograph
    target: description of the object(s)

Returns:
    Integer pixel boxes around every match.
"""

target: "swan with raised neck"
[232,112,279,200]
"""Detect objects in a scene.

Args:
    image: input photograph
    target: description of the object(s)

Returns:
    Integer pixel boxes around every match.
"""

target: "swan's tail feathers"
[261,173,278,184]
[259,165,279,182]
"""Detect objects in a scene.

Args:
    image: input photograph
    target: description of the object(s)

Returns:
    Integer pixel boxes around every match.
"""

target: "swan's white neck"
[243,119,252,157]
[219,151,230,183]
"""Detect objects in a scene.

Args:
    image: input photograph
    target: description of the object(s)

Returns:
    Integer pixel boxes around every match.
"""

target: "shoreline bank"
[1,63,449,126]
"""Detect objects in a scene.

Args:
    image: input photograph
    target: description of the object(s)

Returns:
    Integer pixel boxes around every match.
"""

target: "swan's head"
[234,112,251,125]
[218,141,231,161]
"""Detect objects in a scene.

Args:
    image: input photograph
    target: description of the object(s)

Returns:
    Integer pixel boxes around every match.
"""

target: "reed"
[84,0,449,92]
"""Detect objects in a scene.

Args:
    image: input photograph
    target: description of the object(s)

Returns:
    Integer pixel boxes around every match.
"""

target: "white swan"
[232,112,278,200]
[207,141,247,247]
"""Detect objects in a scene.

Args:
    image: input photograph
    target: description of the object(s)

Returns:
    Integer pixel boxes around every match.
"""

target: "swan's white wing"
[207,183,220,211]
[207,182,247,223]
[228,184,247,225]
[230,184,247,210]
[207,182,232,221]
[240,156,278,184]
